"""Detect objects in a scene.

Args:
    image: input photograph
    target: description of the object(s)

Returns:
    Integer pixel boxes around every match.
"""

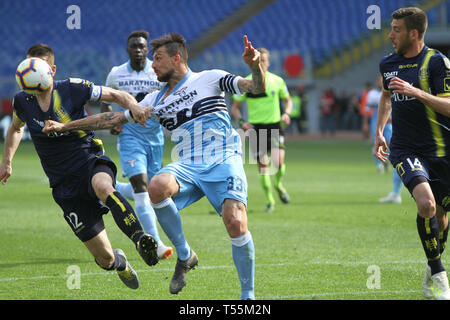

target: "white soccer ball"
[15,57,53,94]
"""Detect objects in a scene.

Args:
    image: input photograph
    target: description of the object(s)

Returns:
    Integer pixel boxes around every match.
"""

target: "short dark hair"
[392,7,428,39]
[26,44,54,59]
[127,30,149,43]
[150,33,188,63]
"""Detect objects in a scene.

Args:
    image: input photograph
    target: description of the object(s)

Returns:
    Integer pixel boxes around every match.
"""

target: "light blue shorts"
[158,155,248,215]
[118,136,163,179]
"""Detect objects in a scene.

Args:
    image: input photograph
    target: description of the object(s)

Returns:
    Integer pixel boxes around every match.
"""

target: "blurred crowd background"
[0,0,449,140]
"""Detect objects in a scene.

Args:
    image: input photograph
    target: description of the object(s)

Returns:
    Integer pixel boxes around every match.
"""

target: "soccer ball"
[15,58,53,94]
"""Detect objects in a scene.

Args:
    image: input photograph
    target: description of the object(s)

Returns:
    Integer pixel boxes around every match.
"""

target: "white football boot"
[379,192,402,204]
[431,271,450,300]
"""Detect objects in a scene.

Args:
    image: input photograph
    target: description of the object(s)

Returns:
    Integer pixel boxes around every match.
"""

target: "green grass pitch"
[0,136,439,300]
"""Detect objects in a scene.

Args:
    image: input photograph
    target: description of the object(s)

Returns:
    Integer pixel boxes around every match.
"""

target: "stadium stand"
[190,0,439,76]
[0,0,448,134]
[0,0,249,97]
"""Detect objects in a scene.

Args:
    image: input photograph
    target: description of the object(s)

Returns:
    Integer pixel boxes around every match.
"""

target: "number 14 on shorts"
[396,157,424,177]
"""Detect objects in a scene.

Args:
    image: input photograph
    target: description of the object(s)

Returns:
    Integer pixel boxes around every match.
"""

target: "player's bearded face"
[157,68,175,82]
[152,48,175,82]
[390,19,413,56]
[395,34,413,56]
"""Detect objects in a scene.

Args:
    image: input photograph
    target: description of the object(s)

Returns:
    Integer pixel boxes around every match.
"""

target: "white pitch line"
[0,265,235,283]
[0,259,432,283]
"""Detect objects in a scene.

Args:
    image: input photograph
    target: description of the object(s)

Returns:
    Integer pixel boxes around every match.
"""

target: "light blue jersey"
[140,69,247,213]
[142,70,242,163]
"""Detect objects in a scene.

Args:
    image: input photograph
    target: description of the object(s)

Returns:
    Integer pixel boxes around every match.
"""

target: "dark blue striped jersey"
[379,46,450,158]
[13,78,104,188]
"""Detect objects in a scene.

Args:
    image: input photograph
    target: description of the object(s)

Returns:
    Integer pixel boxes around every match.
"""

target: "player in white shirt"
[43,33,265,300]
[101,30,173,260]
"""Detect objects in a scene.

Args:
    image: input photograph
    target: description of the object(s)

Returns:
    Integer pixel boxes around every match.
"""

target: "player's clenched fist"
[42,120,64,134]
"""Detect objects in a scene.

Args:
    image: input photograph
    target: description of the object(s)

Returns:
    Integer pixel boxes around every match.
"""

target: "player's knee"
[258,164,270,175]
[417,198,436,218]
[148,174,175,203]
[226,218,246,237]
[92,172,115,202]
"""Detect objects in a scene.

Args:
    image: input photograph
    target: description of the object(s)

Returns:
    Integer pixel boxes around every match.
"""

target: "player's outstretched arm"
[238,35,265,94]
[99,86,148,125]
[42,112,130,133]
[0,117,25,185]
[100,101,122,135]
[373,90,391,162]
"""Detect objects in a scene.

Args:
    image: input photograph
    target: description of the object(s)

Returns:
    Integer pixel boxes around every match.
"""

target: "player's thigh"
[265,124,285,168]
[153,162,204,210]
[250,125,270,166]
[270,147,285,169]
[148,172,179,202]
[412,181,437,218]
[90,159,117,203]
[201,156,248,216]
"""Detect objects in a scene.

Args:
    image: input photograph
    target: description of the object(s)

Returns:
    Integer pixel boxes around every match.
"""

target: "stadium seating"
[0,0,249,96]
[192,0,434,71]
[0,0,445,97]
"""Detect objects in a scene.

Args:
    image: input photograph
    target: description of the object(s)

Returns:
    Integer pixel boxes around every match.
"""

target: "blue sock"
[231,232,255,300]
[134,192,161,244]
[115,181,134,200]
[152,198,190,260]
[392,170,403,195]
